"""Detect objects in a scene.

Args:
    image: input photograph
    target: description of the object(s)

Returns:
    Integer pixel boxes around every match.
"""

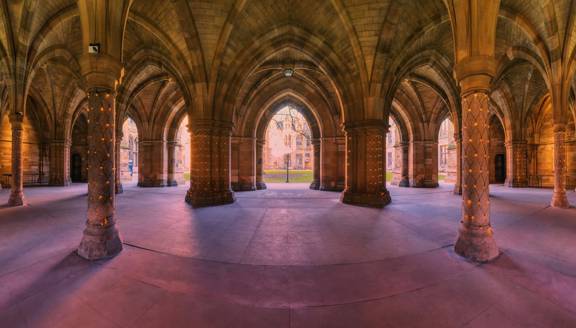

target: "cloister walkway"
[0,184,575,327]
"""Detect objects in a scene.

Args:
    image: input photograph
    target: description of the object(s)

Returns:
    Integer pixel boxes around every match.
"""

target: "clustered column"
[453,134,462,194]
[454,92,499,262]
[115,130,123,193]
[77,89,122,260]
[235,137,256,191]
[551,124,570,208]
[8,113,25,206]
[138,140,166,187]
[399,142,410,187]
[166,140,178,186]
[185,121,235,207]
[309,138,321,190]
[255,139,266,190]
[505,140,527,188]
[340,121,390,207]
[49,139,71,186]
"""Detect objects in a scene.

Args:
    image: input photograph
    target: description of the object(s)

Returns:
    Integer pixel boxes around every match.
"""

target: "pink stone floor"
[0,183,575,327]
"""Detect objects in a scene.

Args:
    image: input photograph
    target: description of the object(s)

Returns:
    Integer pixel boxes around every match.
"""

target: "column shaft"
[115,132,123,193]
[8,113,24,206]
[49,139,72,186]
[309,138,320,190]
[185,122,235,207]
[138,140,167,187]
[504,141,527,188]
[454,92,498,262]
[340,121,390,207]
[77,90,122,260]
[453,136,463,195]
[551,124,570,208]
[255,139,267,190]
[166,140,178,186]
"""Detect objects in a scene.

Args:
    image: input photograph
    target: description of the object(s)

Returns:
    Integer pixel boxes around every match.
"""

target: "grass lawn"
[386,172,392,182]
[264,169,313,183]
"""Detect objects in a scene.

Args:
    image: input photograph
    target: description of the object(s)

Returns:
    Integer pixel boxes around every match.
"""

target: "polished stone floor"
[0,183,575,327]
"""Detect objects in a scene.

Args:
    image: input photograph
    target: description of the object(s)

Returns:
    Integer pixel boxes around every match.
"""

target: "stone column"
[453,136,463,195]
[185,121,235,207]
[551,124,570,208]
[8,113,25,206]
[340,121,390,207]
[49,139,71,186]
[391,142,402,185]
[504,140,528,188]
[77,89,122,260]
[310,138,320,190]
[320,137,345,191]
[237,137,256,191]
[410,140,438,188]
[138,140,167,187]
[399,142,410,187]
[115,131,123,193]
[255,139,266,190]
[454,92,499,262]
[166,140,178,186]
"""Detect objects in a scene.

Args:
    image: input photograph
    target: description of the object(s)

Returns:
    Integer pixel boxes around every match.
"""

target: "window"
[440,145,447,166]
[296,135,303,146]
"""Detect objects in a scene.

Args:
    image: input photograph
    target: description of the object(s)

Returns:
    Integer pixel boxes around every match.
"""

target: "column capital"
[80,54,123,92]
[342,120,389,134]
[454,56,496,95]
[554,123,567,133]
[9,112,24,127]
[189,120,233,135]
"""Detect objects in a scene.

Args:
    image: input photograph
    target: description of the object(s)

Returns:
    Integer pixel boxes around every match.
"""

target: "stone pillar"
[410,140,438,188]
[8,113,25,206]
[504,140,528,188]
[166,140,178,186]
[399,142,410,187]
[49,139,71,186]
[454,92,499,262]
[340,121,390,207]
[310,138,320,190]
[232,137,256,191]
[77,90,122,260]
[255,139,266,190]
[551,124,570,208]
[115,131,123,193]
[453,136,463,195]
[138,140,167,187]
[391,143,402,185]
[320,137,345,191]
[185,121,235,207]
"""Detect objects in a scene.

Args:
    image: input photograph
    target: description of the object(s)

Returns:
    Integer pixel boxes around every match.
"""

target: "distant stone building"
[120,118,139,182]
[438,119,457,183]
[264,107,313,170]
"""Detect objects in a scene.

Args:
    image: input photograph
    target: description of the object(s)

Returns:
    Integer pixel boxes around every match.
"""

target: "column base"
[49,180,72,187]
[77,223,123,260]
[137,181,167,188]
[454,224,499,263]
[256,182,267,190]
[551,191,570,208]
[340,189,391,208]
[411,181,439,188]
[185,189,236,208]
[320,180,345,192]
[166,180,178,187]
[309,180,320,190]
[8,191,24,207]
[505,179,527,188]
[232,182,256,192]
[398,178,410,187]
[115,183,123,194]
[453,184,462,195]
